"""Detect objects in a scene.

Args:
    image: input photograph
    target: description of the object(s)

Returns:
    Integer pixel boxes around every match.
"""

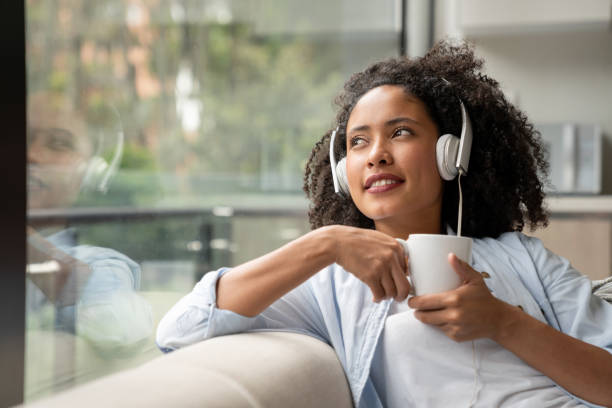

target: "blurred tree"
[27,0,396,207]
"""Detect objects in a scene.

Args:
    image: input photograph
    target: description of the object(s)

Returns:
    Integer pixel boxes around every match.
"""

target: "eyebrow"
[348,117,420,134]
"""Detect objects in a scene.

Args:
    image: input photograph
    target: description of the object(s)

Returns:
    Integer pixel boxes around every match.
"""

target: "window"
[24,0,405,402]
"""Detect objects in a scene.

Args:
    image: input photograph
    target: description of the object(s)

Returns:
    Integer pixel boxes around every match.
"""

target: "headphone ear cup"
[436,134,460,181]
[80,156,110,193]
[336,157,351,195]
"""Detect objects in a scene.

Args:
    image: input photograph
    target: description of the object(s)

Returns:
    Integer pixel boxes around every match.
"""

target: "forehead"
[28,93,88,137]
[347,85,431,127]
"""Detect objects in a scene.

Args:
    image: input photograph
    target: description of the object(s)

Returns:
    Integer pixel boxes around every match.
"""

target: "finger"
[380,272,397,300]
[408,293,446,311]
[395,241,407,270]
[391,240,408,272]
[390,260,411,301]
[413,309,449,326]
[448,253,479,284]
[390,247,410,300]
[369,279,386,302]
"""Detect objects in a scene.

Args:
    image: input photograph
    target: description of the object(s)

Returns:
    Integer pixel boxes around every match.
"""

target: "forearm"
[216,226,336,317]
[494,303,612,406]
[27,228,92,304]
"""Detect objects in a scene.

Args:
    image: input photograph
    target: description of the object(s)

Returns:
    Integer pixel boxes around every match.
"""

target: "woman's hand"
[408,253,513,342]
[331,226,411,303]
[409,253,612,406]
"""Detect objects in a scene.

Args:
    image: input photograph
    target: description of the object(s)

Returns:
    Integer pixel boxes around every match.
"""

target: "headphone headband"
[329,126,342,194]
[80,105,124,194]
[456,100,472,175]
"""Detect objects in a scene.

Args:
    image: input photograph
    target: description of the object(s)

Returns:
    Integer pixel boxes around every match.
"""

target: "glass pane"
[25,0,401,401]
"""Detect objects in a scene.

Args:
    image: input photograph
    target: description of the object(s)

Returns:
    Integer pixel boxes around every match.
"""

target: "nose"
[27,143,43,164]
[367,138,393,167]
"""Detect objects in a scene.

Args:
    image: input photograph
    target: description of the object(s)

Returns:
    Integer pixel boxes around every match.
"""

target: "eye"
[47,133,76,151]
[48,138,73,151]
[349,136,367,147]
[392,127,413,138]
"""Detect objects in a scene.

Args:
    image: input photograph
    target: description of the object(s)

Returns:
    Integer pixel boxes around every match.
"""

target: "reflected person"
[27,92,152,352]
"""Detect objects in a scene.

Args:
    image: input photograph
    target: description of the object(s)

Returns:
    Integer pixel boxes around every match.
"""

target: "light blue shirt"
[27,228,153,350]
[156,232,612,408]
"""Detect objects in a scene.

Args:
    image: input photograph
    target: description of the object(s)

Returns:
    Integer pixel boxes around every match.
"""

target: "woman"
[27,92,152,349]
[157,41,612,407]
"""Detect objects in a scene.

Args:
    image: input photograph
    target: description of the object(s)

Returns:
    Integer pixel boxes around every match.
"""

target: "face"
[27,126,92,209]
[345,85,443,232]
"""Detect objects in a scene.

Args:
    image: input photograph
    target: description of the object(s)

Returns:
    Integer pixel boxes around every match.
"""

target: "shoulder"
[67,245,140,269]
[473,231,577,288]
[496,231,567,272]
[473,231,547,262]
[471,231,550,286]
[66,245,143,290]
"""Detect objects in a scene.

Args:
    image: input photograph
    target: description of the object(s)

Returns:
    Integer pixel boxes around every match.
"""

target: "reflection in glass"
[26,93,153,398]
[25,0,400,401]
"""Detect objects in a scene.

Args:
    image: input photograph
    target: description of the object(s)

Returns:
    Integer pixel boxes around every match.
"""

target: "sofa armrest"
[22,331,353,408]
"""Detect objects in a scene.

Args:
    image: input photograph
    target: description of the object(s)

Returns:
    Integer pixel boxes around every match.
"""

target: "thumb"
[448,252,477,284]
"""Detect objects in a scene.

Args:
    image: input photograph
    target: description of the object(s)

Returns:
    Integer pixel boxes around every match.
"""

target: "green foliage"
[27,0,398,207]
[119,143,157,170]
[48,70,68,92]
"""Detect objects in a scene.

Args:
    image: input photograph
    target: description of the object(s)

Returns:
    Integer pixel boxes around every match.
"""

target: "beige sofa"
[21,277,612,407]
[22,331,353,408]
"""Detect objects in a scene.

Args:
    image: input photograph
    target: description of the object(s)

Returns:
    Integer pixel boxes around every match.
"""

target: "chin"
[359,202,405,222]
[361,195,440,223]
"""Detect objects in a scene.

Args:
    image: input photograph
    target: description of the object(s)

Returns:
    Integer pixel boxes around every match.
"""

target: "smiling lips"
[364,173,404,193]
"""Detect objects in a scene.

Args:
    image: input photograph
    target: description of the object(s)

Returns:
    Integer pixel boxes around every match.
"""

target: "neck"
[374,207,443,239]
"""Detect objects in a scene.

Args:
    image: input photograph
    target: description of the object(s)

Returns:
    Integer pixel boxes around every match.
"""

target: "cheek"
[425,150,443,182]
[405,145,443,192]
[427,150,444,188]
[404,143,437,174]
[345,155,362,192]
[56,152,85,166]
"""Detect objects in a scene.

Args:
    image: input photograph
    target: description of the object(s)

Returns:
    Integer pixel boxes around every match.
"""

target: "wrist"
[491,300,525,344]
[310,225,340,266]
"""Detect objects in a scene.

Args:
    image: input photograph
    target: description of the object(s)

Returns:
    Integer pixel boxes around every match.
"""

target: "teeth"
[371,179,398,187]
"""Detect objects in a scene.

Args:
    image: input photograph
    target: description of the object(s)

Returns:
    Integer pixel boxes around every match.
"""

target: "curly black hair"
[303,40,549,239]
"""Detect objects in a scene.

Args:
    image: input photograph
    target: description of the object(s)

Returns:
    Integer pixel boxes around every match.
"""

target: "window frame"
[0,0,26,406]
[3,1,418,405]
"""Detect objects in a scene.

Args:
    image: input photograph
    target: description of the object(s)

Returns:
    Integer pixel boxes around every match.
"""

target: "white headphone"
[79,108,125,194]
[79,130,124,194]
[329,98,473,196]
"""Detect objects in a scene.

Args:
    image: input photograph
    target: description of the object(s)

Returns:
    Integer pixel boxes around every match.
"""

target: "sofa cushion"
[23,331,353,408]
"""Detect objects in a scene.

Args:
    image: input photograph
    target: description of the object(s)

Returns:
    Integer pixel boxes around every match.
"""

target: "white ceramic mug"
[396,234,473,296]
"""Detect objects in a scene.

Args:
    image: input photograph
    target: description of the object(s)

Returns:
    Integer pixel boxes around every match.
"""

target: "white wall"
[434,0,612,193]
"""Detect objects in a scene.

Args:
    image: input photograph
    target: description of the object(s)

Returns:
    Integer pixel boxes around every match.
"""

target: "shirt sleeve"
[75,259,153,350]
[156,268,329,352]
[520,234,612,354]
[71,248,153,350]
